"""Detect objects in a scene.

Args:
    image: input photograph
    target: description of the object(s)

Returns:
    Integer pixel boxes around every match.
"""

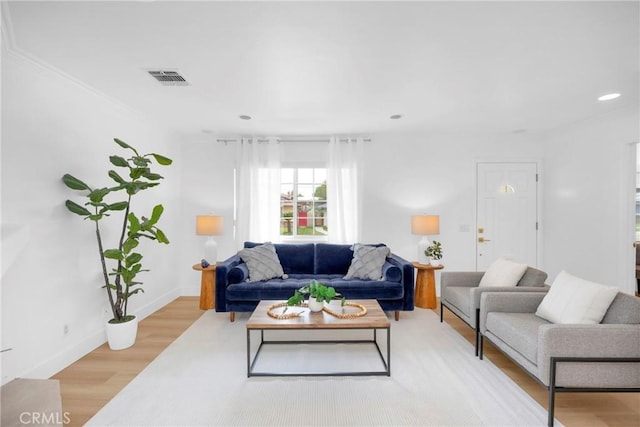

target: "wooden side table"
[192,264,216,310]
[412,262,444,309]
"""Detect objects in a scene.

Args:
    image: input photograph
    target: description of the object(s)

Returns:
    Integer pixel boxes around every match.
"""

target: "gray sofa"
[440,267,549,355]
[479,291,640,427]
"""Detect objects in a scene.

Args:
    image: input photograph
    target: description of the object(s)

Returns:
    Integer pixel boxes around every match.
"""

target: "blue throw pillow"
[382,264,402,282]
[228,264,249,284]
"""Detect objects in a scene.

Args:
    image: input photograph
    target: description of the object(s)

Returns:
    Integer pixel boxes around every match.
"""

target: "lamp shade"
[196,215,223,236]
[411,215,439,235]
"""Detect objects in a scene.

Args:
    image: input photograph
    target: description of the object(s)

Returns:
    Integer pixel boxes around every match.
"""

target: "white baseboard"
[133,288,182,322]
[18,288,181,384]
[180,285,200,297]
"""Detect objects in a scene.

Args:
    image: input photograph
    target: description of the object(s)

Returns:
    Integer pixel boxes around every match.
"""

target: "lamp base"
[417,237,431,265]
[204,238,218,265]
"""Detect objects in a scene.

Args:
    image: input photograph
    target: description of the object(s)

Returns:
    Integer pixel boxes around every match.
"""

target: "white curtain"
[235,137,281,248]
[327,137,364,243]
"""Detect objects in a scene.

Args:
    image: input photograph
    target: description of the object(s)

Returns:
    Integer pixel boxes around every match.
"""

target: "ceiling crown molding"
[1,1,17,52]
[1,2,140,117]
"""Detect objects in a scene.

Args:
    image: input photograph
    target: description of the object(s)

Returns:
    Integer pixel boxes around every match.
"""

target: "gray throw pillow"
[238,242,286,282]
[344,244,390,280]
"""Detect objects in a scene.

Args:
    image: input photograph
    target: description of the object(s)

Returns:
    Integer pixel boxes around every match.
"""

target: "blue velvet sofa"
[215,242,415,321]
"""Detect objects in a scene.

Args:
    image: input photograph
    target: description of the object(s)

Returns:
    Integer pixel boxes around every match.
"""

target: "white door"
[476,162,538,270]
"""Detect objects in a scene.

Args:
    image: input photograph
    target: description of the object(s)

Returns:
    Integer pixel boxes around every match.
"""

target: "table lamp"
[411,215,439,264]
[196,215,223,264]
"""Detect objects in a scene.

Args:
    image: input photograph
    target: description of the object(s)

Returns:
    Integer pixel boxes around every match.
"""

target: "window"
[280,168,327,238]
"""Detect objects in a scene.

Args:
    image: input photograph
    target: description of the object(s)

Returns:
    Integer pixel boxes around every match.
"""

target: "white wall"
[1,49,182,384]
[176,136,237,296]
[176,122,640,297]
[361,132,543,288]
[541,107,639,293]
[175,132,544,296]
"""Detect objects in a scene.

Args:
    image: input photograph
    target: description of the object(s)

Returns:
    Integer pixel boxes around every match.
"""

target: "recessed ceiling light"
[597,93,621,101]
[239,115,252,120]
[390,114,403,120]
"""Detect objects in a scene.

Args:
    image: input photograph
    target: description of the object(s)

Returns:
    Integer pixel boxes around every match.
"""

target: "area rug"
[87,308,558,426]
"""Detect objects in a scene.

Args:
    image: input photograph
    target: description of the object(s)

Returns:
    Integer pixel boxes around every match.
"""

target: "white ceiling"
[3,1,639,138]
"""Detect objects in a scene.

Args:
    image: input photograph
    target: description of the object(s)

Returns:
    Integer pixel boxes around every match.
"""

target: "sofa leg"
[475,309,480,357]
[440,302,444,323]
[548,358,557,427]
[230,312,235,322]
[478,335,484,360]
[394,311,399,321]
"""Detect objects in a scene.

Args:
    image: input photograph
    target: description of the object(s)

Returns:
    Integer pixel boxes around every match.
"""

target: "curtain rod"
[217,137,371,144]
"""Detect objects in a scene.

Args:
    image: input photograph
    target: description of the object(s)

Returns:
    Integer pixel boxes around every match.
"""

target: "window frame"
[280,165,328,242]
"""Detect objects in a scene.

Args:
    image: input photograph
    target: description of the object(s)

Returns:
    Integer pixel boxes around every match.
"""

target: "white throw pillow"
[344,244,390,280]
[478,257,528,288]
[535,270,619,324]
[238,242,286,282]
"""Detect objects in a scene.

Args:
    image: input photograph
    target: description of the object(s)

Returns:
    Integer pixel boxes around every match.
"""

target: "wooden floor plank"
[51,297,202,427]
[51,296,640,427]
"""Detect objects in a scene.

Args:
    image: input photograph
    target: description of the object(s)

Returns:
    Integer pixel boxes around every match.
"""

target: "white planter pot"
[105,316,138,350]
[307,299,324,312]
[430,259,441,267]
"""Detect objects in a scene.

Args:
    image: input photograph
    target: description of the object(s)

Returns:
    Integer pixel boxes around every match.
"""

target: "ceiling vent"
[147,70,189,86]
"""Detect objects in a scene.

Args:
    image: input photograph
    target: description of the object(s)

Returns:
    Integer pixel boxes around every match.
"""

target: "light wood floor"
[51,297,203,426]
[52,297,640,427]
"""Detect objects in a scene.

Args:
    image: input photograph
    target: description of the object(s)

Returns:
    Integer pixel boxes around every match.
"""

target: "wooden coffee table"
[246,299,391,377]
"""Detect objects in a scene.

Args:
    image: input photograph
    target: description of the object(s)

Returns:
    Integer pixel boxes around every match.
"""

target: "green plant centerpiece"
[287,279,345,312]
[62,138,172,332]
[425,240,443,265]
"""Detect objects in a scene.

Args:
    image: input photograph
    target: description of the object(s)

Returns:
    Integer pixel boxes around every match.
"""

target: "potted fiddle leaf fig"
[62,138,172,350]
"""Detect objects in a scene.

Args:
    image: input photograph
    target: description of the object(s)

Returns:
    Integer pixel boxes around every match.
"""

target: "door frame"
[621,142,637,295]
[474,158,543,272]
